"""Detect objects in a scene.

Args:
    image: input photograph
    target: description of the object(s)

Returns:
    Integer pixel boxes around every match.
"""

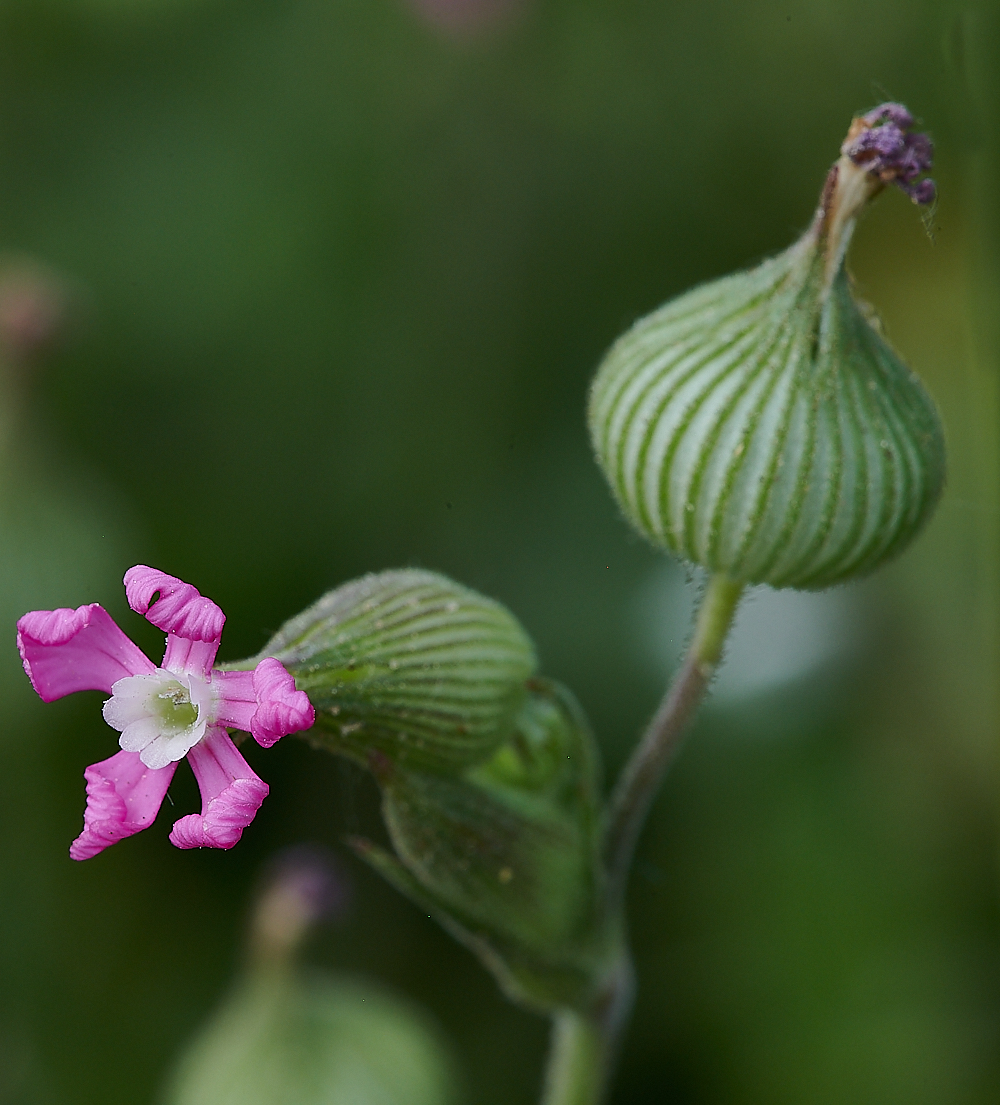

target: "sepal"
[246,570,536,771]
[353,680,625,1014]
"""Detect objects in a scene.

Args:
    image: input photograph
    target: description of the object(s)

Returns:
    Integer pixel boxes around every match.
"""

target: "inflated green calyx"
[589,108,945,590]
[248,569,536,771]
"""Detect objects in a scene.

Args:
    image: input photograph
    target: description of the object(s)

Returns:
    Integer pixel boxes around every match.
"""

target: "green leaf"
[353,680,624,1014]
[162,969,457,1105]
[251,569,536,771]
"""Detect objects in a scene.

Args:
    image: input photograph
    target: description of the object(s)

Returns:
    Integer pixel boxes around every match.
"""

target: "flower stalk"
[540,1011,608,1105]
[605,573,744,905]
[538,574,742,1105]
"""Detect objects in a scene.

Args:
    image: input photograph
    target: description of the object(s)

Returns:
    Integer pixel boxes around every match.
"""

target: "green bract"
[589,201,945,590]
[353,680,622,1014]
[250,570,536,771]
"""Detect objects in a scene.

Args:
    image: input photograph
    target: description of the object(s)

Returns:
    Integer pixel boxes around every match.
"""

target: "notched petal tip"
[175,730,270,850]
[69,767,127,860]
[69,750,175,860]
[18,605,93,648]
[124,566,226,644]
[169,778,269,850]
[17,604,154,701]
[17,606,83,697]
[249,657,315,748]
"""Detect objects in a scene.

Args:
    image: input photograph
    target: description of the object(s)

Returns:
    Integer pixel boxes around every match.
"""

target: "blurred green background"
[0,0,997,1102]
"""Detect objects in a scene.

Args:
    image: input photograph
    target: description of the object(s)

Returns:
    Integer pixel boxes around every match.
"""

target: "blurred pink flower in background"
[0,257,70,362]
[405,0,524,36]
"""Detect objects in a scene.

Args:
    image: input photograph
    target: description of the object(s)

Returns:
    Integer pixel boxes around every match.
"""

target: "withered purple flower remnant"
[589,101,943,592]
[17,567,314,859]
[841,101,936,206]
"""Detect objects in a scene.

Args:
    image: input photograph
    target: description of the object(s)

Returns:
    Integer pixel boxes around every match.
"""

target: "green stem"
[540,1010,608,1105]
[539,575,745,1105]
[605,572,744,903]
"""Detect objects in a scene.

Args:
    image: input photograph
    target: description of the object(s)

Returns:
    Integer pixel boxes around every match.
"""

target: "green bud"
[352,680,624,1015]
[252,569,536,771]
[163,973,456,1105]
[588,112,946,590]
[162,855,456,1105]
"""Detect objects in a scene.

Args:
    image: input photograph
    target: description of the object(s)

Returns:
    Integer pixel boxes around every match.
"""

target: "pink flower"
[17,566,315,861]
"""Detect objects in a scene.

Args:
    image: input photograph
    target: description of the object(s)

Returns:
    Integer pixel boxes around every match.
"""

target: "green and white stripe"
[589,237,945,590]
[258,569,536,770]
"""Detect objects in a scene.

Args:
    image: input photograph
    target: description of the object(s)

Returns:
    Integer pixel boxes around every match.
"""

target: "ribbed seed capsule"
[589,104,946,590]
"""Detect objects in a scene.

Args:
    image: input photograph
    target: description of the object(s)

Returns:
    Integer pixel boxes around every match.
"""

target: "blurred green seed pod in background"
[162,850,457,1105]
[244,569,536,771]
[589,104,946,590]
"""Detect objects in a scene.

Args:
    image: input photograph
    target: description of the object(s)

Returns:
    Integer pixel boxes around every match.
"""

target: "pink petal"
[123,566,226,677]
[213,662,314,747]
[168,729,268,850]
[160,636,220,679]
[69,750,177,861]
[249,658,315,748]
[17,604,155,702]
[212,669,256,733]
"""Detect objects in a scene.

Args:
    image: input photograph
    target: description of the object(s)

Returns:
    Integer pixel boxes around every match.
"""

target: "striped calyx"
[588,108,945,590]
[255,570,536,771]
[353,680,621,1014]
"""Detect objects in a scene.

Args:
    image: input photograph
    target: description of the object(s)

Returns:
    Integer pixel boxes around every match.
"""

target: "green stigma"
[153,682,200,731]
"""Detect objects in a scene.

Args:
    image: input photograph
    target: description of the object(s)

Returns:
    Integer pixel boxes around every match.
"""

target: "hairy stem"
[540,1010,608,1105]
[605,572,744,902]
[539,577,742,1105]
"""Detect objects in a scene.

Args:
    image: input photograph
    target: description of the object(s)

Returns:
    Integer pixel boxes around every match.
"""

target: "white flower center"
[103,668,218,771]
